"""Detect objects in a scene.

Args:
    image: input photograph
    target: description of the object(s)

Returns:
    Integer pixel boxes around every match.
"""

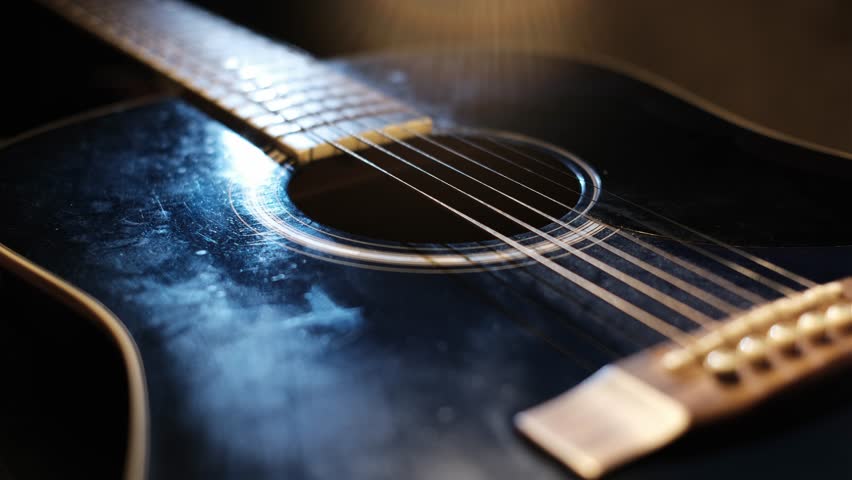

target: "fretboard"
[40,0,432,163]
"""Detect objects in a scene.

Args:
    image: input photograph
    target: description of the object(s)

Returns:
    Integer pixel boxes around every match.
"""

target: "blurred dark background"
[3,0,852,152]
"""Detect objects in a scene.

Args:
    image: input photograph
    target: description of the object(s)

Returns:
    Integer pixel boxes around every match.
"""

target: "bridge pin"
[737,336,768,365]
[797,312,827,341]
[826,303,852,333]
[767,323,799,354]
[704,349,740,381]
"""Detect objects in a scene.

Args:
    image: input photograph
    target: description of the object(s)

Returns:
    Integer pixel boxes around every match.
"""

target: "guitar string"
[349,116,761,313]
[315,119,726,329]
[284,106,783,314]
[397,121,797,297]
[397,127,773,305]
[405,117,811,300]
[336,107,793,311]
[297,117,805,346]
[295,116,779,342]
[309,110,820,337]
[463,135,815,293]
[291,126,694,344]
[326,115,812,331]
[341,117,742,317]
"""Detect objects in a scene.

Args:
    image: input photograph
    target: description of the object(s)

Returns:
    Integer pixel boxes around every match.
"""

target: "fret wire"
[43,0,432,165]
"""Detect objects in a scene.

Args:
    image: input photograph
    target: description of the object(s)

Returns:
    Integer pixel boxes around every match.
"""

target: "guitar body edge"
[0,244,147,480]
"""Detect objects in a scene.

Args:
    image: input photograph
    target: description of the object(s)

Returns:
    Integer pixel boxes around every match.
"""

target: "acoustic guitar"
[3,1,852,479]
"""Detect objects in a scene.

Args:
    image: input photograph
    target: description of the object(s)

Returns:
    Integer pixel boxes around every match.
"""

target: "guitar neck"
[40,0,432,163]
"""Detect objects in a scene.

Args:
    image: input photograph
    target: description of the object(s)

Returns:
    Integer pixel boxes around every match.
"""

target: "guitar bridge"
[517,278,852,478]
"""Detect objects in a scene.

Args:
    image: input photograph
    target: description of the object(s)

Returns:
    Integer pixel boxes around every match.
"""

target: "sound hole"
[287,133,589,244]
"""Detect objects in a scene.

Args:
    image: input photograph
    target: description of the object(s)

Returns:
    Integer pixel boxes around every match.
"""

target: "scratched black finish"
[1,54,852,480]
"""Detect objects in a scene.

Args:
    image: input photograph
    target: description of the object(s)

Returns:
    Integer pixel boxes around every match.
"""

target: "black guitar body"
[2,52,852,479]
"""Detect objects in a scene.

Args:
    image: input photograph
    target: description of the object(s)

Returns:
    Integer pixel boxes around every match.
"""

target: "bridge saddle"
[517,278,852,479]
